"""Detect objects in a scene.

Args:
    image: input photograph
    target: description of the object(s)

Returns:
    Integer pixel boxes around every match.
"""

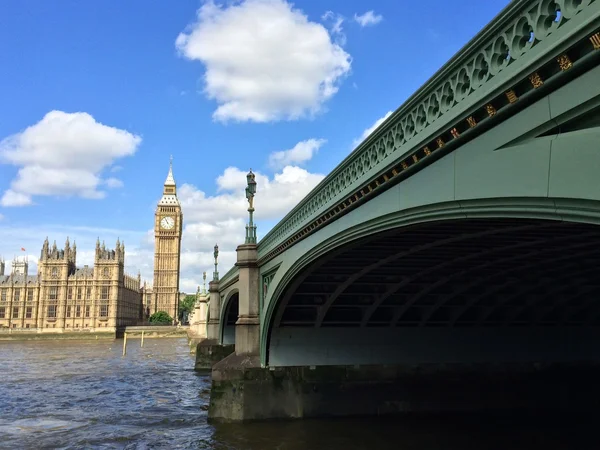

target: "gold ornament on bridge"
[590,32,600,50]
[529,72,543,88]
[259,2,600,267]
[557,54,572,71]
[450,128,460,139]
[486,104,496,117]
[423,146,431,156]
[436,138,445,148]
[412,154,419,163]
[506,90,518,103]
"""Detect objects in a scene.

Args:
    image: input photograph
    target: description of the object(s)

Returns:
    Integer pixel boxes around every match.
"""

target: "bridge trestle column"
[193,250,234,371]
[195,289,235,369]
[188,290,208,339]
[206,279,220,341]
[234,243,260,356]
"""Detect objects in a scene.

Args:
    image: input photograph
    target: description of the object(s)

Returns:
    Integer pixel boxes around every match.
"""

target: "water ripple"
[0,339,213,449]
[0,338,594,449]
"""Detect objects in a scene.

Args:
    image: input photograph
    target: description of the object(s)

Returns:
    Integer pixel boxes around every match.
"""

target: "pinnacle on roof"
[164,155,176,186]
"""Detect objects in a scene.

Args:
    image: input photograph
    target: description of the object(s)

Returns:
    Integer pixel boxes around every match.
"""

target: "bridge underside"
[221,293,238,345]
[268,217,600,366]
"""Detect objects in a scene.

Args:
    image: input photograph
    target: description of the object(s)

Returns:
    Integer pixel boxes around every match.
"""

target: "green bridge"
[197,0,600,422]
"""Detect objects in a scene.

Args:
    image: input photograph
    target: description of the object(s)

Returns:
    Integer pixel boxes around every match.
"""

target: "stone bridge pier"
[194,243,261,371]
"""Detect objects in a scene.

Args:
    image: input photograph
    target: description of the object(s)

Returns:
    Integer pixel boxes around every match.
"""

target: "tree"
[179,295,196,316]
[149,311,173,325]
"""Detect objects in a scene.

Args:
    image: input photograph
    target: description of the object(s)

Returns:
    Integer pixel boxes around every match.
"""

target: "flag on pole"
[20,248,26,252]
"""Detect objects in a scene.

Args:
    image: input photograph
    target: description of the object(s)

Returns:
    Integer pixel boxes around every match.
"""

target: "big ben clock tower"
[152,157,183,320]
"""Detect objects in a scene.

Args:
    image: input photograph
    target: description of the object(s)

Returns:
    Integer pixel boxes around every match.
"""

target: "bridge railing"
[255,0,600,261]
[219,265,238,287]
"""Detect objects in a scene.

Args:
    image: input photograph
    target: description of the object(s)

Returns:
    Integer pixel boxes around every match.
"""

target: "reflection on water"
[0,338,594,449]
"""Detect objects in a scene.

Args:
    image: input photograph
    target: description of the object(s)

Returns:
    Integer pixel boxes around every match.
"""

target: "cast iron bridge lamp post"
[213,244,219,282]
[245,170,257,244]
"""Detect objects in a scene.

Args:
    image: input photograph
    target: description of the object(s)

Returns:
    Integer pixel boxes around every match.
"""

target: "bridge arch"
[220,289,239,345]
[261,197,600,367]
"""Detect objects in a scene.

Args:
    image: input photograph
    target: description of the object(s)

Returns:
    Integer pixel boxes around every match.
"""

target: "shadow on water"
[0,338,596,449]
[208,413,597,450]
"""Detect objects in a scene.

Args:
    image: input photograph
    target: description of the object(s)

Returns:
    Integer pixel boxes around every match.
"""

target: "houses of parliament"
[0,161,183,332]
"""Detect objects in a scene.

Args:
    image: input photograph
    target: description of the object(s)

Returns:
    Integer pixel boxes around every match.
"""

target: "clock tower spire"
[164,154,176,195]
[152,157,183,321]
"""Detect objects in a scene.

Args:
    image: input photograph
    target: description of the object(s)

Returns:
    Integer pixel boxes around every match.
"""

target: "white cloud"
[268,138,326,170]
[354,10,383,27]
[322,11,346,45]
[104,178,124,189]
[0,111,141,207]
[216,166,248,193]
[179,165,324,224]
[1,190,32,207]
[173,163,324,291]
[0,214,4,221]
[175,0,352,123]
[353,111,393,147]
[0,139,326,294]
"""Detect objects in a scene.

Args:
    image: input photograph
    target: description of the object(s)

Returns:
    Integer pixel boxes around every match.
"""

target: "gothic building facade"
[0,238,143,331]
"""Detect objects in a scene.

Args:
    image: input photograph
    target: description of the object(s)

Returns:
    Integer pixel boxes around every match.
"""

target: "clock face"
[160,216,175,230]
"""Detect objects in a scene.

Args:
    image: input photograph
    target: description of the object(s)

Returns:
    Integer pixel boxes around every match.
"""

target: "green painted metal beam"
[256,0,600,260]
[259,196,600,365]
[218,2,600,290]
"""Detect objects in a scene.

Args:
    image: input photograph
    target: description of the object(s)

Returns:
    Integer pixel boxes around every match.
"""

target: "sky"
[0,0,511,293]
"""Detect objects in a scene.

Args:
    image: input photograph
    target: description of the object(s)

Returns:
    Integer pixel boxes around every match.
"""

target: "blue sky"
[0,0,510,291]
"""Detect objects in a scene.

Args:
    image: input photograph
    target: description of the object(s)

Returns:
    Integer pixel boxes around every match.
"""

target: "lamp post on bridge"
[206,243,221,341]
[235,169,260,357]
[213,244,219,282]
[245,170,257,244]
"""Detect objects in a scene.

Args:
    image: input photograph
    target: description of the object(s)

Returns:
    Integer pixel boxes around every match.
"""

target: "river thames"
[0,338,594,449]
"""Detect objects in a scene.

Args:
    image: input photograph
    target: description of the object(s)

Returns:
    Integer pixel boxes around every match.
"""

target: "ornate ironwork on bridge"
[255,0,600,264]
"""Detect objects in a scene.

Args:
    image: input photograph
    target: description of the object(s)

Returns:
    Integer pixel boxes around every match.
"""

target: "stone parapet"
[194,339,235,371]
